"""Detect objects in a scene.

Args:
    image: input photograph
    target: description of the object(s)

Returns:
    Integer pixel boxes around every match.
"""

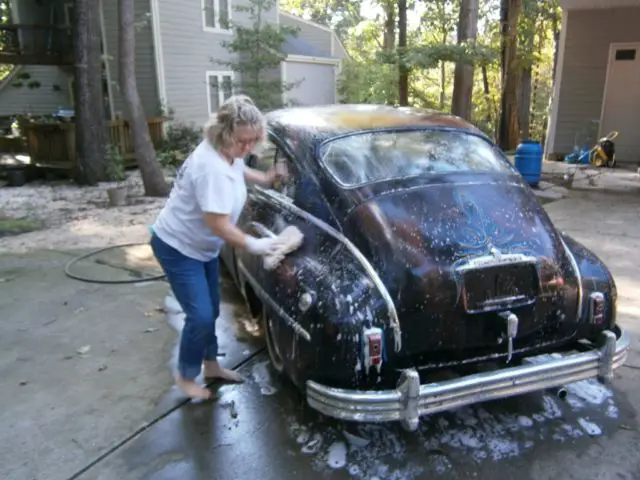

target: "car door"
[234,134,320,345]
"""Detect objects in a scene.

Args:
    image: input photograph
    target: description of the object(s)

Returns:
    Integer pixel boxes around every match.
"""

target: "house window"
[202,0,231,32]
[206,71,234,115]
[615,49,636,61]
[64,2,75,27]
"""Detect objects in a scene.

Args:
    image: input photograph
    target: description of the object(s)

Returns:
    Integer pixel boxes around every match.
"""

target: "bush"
[157,122,202,169]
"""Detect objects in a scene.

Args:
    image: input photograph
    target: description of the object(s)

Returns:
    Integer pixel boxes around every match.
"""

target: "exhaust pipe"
[549,386,568,400]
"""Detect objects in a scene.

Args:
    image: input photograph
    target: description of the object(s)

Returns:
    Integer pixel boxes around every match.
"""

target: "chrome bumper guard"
[306,328,630,431]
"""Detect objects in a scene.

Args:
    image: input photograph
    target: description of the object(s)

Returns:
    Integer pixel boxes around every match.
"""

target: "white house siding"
[0,66,71,116]
[550,7,640,161]
[156,0,279,128]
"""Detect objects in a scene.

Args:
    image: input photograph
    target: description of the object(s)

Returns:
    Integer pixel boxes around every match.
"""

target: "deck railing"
[22,118,167,172]
[0,24,73,65]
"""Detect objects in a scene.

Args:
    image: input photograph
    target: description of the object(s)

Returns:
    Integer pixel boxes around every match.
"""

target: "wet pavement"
[4,189,640,480]
[75,348,640,480]
[78,211,640,480]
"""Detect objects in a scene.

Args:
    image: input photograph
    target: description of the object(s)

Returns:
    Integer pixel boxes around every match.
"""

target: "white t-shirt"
[153,139,247,261]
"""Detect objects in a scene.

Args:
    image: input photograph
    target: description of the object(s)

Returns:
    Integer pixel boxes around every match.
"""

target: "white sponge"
[263,225,304,270]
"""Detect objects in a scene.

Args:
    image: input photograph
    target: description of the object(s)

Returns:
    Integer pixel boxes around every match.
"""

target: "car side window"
[250,140,278,172]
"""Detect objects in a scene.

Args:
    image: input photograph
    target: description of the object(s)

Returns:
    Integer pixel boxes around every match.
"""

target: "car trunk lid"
[344,179,581,359]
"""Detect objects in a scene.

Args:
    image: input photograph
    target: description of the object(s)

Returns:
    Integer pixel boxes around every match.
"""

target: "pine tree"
[218,0,300,111]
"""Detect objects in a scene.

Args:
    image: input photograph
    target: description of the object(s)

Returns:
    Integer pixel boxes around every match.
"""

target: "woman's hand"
[203,212,278,255]
[265,162,289,186]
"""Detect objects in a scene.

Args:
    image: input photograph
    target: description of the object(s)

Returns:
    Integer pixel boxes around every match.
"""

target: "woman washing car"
[150,95,287,400]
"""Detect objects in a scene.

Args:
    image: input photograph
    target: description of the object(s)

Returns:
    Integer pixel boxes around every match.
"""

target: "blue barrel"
[514,140,543,186]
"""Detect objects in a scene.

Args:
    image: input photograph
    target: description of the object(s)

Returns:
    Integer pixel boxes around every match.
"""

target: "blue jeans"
[150,233,220,380]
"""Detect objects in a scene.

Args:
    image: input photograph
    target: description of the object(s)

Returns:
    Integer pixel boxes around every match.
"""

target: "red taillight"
[369,336,382,365]
[363,326,383,372]
[590,292,606,325]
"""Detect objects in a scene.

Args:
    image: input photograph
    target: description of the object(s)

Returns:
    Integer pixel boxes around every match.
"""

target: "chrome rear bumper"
[306,327,630,431]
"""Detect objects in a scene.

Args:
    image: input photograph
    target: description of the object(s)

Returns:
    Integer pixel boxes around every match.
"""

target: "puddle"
[251,360,278,396]
[283,376,621,478]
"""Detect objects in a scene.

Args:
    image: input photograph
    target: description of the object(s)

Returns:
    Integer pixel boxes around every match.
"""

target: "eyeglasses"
[234,135,260,147]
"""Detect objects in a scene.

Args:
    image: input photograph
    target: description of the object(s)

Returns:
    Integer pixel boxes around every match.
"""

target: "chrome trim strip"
[306,327,629,431]
[247,221,276,238]
[237,259,311,342]
[455,252,538,271]
[253,185,402,352]
[560,236,584,323]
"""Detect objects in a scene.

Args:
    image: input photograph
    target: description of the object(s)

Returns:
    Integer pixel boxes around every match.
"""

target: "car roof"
[266,104,486,140]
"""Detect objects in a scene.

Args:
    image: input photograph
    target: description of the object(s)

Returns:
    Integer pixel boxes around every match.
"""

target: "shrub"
[157,122,202,169]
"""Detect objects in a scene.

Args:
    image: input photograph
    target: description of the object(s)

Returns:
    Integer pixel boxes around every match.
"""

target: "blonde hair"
[204,94,266,150]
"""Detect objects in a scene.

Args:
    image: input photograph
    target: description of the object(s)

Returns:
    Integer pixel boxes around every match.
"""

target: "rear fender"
[562,234,617,331]
[246,187,401,387]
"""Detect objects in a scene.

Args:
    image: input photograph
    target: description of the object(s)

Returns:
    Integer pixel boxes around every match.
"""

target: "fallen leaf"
[76,345,91,355]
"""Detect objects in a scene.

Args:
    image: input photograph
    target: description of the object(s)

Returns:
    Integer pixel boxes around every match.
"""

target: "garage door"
[600,43,640,164]
[284,60,336,106]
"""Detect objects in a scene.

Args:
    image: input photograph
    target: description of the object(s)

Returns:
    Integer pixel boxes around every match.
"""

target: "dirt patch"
[0,170,174,254]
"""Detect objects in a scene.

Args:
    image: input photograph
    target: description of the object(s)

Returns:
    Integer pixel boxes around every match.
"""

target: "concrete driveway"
[2,189,640,480]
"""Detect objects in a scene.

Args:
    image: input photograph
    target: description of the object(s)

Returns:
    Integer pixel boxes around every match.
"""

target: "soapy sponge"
[263,225,304,270]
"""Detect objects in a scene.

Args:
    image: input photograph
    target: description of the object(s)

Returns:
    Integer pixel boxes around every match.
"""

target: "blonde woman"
[150,95,285,400]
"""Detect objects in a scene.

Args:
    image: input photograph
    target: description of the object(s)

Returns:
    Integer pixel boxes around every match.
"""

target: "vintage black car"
[220,104,629,431]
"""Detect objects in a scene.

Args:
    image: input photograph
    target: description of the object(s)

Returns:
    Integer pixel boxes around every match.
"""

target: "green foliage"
[337,59,398,105]
[156,122,202,170]
[105,144,126,183]
[279,0,362,40]
[382,43,499,70]
[0,0,14,81]
[333,0,558,146]
[218,0,300,111]
[337,19,397,105]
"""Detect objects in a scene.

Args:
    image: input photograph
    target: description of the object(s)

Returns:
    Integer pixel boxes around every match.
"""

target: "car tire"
[262,306,286,375]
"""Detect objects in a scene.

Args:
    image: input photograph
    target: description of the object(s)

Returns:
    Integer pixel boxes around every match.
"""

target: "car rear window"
[319,129,512,186]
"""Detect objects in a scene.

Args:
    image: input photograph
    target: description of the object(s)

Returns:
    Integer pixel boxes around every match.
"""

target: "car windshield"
[319,129,512,186]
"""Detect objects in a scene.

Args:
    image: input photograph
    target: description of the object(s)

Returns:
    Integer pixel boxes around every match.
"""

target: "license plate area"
[461,262,540,313]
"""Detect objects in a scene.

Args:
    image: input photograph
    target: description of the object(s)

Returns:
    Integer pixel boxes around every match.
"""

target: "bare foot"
[203,360,245,383]
[175,374,212,400]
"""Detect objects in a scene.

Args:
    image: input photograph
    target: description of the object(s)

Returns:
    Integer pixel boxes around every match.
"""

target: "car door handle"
[248,221,276,238]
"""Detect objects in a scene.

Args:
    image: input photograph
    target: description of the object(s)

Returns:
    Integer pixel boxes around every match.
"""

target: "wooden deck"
[22,118,166,171]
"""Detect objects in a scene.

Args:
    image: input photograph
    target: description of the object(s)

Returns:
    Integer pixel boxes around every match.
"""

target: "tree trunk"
[481,63,496,137]
[118,0,169,197]
[500,0,509,82]
[451,0,479,120]
[519,7,537,141]
[382,0,395,51]
[519,66,532,139]
[498,0,523,151]
[74,0,108,185]
[438,1,447,111]
[551,9,561,84]
[397,0,408,106]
